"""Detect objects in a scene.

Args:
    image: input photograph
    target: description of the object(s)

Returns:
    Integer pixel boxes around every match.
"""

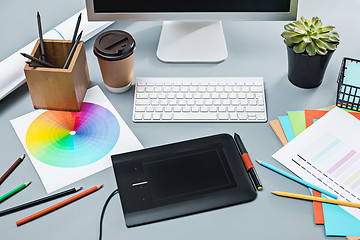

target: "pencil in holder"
[336,57,360,111]
[24,39,90,112]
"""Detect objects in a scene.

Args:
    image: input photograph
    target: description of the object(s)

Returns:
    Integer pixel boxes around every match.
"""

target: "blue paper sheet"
[322,194,360,236]
[278,115,295,142]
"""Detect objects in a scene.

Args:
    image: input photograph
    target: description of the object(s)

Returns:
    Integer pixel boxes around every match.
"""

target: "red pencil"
[16,185,103,226]
[0,154,25,185]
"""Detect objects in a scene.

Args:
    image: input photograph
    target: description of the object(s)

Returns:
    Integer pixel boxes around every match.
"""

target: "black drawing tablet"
[111,133,257,227]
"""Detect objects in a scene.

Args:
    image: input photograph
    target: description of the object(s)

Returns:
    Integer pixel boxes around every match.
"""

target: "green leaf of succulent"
[330,31,340,37]
[313,39,328,50]
[281,31,301,39]
[313,18,322,28]
[315,46,328,55]
[306,42,316,56]
[303,18,311,29]
[284,22,296,31]
[322,41,337,50]
[293,42,307,53]
[329,35,340,42]
[288,35,306,44]
[303,36,312,43]
[311,34,320,40]
[294,20,307,31]
[319,25,335,33]
[293,27,306,34]
[284,39,295,47]
[311,17,322,26]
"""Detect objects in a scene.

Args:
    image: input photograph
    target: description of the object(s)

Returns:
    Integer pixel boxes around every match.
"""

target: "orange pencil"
[16,185,103,226]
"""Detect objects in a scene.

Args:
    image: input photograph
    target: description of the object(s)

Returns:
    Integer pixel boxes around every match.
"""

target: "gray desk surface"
[1,0,359,239]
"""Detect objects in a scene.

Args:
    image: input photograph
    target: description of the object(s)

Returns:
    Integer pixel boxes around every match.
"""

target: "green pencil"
[0,181,31,203]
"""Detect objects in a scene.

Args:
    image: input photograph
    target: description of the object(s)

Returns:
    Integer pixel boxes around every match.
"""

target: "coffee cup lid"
[93,30,136,61]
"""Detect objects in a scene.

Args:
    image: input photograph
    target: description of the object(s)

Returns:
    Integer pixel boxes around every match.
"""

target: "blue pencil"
[255,160,337,199]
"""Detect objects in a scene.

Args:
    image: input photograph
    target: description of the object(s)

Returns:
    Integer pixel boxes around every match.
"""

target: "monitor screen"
[86,0,298,62]
[86,0,297,21]
[93,0,291,13]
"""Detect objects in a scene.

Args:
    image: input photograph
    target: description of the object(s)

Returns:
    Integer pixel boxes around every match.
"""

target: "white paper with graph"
[273,107,360,221]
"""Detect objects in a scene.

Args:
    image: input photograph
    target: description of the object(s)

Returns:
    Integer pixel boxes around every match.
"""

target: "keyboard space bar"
[173,113,217,120]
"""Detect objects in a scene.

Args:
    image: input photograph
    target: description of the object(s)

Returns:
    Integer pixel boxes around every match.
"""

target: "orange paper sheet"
[305,109,360,127]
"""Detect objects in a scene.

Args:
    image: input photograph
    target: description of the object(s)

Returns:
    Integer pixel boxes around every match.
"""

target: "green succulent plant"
[281,16,340,56]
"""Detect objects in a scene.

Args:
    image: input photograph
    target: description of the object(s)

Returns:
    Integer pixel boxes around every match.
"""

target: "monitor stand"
[156,21,228,63]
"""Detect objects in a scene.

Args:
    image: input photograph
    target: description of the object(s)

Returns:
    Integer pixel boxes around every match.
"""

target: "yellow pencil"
[271,191,360,208]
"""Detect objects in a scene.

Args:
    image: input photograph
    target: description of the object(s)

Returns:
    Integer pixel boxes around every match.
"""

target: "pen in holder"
[24,39,90,112]
[336,57,360,112]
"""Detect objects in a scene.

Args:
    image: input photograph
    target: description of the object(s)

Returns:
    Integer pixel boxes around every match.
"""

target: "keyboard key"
[191,106,200,112]
[153,113,161,120]
[164,106,173,112]
[257,113,266,120]
[134,113,143,120]
[200,106,209,112]
[173,113,217,120]
[238,112,247,120]
[146,106,154,112]
[230,113,238,120]
[136,99,150,105]
[245,106,265,112]
[219,113,229,120]
[135,106,146,112]
[251,86,262,92]
[162,113,172,120]
[143,113,152,120]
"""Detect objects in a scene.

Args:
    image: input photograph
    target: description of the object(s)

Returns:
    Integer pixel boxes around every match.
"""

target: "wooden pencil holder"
[24,39,90,112]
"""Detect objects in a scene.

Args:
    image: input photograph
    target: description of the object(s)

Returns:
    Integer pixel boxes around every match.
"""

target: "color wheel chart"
[292,133,360,207]
[26,102,120,168]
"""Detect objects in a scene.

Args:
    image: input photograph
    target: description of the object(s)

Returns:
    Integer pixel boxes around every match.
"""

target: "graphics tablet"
[111,133,257,227]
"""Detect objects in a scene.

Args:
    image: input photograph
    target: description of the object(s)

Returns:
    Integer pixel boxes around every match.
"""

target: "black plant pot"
[286,46,334,88]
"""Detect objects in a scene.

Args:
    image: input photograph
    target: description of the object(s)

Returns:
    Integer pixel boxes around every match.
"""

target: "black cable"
[99,189,119,240]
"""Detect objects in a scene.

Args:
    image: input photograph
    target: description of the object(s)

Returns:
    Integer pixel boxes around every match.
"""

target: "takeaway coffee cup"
[94,30,136,93]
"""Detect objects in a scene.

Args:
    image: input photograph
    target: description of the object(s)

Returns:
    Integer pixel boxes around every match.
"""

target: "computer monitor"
[86,0,298,63]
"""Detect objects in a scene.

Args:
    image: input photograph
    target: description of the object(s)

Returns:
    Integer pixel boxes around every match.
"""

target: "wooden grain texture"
[24,40,89,112]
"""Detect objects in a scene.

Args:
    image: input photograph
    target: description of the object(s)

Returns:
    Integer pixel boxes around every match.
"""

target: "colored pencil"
[0,154,25,185]
[0,187,82,216]
[256,160,337,199]
[70,13,82,49]
[63,30,82,69]
[37,12,46,61]
[16,185,103,226]
[20,53,56,68]
[271,191,360,208]
[0,181,31,203]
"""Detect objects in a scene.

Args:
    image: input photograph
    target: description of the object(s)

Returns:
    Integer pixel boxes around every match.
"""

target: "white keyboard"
[132,77,267,122]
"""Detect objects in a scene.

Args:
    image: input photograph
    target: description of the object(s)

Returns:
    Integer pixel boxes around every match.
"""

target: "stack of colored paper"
[269,106,360,238]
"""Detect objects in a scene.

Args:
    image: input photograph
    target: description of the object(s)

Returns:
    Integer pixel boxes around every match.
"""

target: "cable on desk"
[99,189,119,240]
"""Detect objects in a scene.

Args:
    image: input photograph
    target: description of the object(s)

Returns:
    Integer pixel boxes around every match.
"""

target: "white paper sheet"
[272,107,360,220]
[10,86,142,193]
[0,9,113,100]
